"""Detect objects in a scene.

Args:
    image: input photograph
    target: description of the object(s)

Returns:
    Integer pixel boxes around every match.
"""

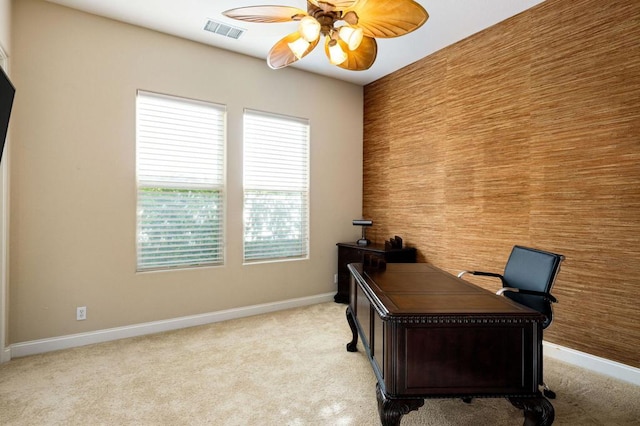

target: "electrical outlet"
[334,273,338,284]
[76,306,87,321]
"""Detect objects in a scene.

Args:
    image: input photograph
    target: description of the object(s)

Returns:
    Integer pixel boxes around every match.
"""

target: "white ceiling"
[45,0,544,86]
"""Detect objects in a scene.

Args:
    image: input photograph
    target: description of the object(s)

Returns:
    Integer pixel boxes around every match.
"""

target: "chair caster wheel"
[462,397,473,404]
[543,389,556,399]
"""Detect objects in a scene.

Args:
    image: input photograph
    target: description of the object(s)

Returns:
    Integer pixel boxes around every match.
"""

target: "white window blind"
[136,91,225,270]
[243,109,309,262]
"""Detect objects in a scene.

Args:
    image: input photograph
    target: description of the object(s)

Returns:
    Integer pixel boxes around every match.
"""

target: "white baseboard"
[543,341,640,386]
[7,296,639,388]
[9,292,335,359]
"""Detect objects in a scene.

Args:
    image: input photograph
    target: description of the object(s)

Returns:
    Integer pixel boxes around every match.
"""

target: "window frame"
[242,108,310,264]
[135,90,227,272]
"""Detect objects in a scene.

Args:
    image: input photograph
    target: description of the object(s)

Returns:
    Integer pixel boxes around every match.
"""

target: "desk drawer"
[390,323,538,397]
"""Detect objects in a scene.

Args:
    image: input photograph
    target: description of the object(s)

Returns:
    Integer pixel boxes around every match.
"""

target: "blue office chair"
[458,245,565,398]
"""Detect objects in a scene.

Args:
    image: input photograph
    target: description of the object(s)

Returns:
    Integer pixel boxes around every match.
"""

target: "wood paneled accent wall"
[363,0,640,367]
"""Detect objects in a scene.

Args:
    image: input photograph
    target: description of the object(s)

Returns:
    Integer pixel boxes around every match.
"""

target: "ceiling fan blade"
[324,36,377,71]
[346,0,428,38]
[223,6,307,23]
[308,0,359,12]
[268,32,320,69]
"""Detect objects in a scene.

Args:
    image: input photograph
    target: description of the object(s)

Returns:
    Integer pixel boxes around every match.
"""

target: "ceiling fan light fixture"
[338,25,363,51]
[222,0,429,71]
[299,16,321,42]
[288,35,310,59]
[327,39,348,65]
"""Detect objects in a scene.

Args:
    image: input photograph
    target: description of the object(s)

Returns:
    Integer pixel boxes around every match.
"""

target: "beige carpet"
[1,302,639,425]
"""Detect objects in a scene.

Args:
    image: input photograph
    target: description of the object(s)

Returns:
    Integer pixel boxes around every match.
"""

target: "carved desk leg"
[508,396,555,426]
[376,383,424,426]
[346,306,358,352]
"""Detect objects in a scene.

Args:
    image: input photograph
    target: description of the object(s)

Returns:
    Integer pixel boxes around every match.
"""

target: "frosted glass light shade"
[288,37,310,59]
[338,26,363,51]
[328,40,348,65]
[299,16,321,42]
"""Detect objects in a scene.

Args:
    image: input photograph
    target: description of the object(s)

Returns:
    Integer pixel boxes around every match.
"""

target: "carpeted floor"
[1,302,639,425]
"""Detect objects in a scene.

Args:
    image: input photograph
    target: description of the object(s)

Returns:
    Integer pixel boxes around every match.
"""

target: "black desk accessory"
[385,236,403,250]
[353,219,373,246]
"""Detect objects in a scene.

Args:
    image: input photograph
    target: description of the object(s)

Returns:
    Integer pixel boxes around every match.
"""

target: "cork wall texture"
[363,0,640,367]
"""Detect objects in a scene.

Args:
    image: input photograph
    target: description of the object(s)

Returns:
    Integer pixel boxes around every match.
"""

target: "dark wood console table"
[346,263,554,426]
[335,242,416,304]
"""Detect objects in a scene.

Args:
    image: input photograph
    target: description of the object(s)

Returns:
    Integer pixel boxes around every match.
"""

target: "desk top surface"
[349,263,542,319]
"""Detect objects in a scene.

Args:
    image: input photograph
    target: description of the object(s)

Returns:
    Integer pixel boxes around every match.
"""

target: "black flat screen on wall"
[0,66,15,163]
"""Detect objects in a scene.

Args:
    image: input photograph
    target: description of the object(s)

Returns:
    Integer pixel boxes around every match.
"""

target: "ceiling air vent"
[204,19,245,40]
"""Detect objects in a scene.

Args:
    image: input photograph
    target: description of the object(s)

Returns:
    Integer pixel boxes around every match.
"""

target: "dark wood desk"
[346,263,554,426]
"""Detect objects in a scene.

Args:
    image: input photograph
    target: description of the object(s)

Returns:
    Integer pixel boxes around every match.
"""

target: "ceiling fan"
[223,0,429,71]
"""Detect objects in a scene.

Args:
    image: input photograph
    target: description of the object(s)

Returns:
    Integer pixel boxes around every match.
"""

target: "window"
[136,91,225,271]
[243,110,309,262]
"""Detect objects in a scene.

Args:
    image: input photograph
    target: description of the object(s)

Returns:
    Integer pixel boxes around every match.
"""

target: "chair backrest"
[502,245,564,328]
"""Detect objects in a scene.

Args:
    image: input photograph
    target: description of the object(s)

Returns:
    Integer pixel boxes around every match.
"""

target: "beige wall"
[363,0,640,367]
[0,0,9,50]
[9,0,363,343]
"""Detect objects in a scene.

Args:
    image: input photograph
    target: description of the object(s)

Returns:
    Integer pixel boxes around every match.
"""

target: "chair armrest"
[496,287,558,303]
[458,270,507,286]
